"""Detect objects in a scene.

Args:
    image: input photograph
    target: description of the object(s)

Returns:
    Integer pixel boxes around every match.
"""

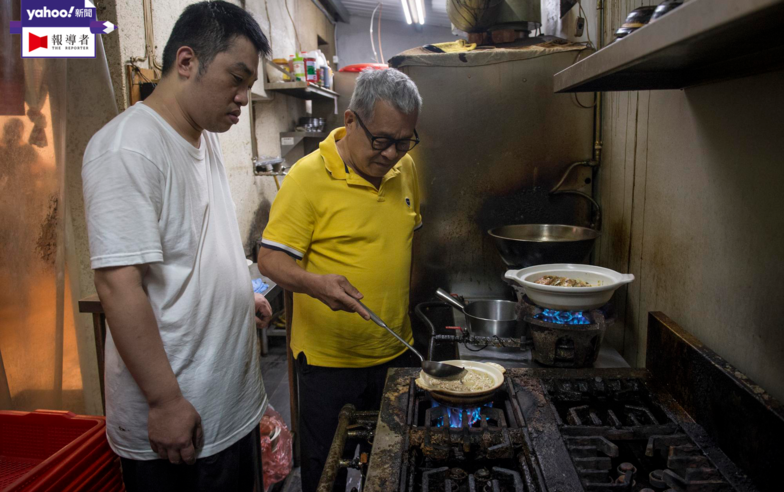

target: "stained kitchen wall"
[65,0,336,412]
[534,0,784,403]
[336,15,454,67]
[585,1,784,404]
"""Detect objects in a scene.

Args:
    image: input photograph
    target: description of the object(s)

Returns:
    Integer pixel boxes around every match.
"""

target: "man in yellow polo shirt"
[258,69,422,492]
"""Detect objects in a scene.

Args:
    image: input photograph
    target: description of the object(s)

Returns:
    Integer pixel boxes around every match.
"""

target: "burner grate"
[402,379,545,492]
[421,467,525,492]
[547,377,735,492]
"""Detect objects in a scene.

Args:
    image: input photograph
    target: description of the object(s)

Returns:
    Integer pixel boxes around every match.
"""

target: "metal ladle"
[356,300,466,379]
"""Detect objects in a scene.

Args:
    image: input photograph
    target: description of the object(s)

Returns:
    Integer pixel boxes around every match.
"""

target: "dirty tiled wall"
[593,1,784,403]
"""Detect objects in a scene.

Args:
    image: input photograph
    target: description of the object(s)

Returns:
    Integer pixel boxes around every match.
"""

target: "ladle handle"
[356,300,425,362]
[435,288,466,312]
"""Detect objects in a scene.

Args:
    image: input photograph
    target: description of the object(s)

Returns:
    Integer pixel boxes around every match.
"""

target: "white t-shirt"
[82,102,267,460]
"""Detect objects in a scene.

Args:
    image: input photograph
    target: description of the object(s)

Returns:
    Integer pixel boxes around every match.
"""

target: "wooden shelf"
[280,131,327,156]
[554,0,784,93]
[260,81,339,101]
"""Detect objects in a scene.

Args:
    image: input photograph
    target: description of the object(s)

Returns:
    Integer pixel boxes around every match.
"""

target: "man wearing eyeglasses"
[258,68,422,492]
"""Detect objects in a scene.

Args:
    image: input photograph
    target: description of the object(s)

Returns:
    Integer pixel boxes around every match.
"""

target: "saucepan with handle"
[434,288,521,343]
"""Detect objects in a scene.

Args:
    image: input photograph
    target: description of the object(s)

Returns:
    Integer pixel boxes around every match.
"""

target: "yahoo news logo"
[25,5,92,19]
[8,0,117,59]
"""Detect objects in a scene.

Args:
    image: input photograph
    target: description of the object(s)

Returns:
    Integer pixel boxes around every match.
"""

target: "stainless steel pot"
[488,224,600,269]
[435,289,521,352]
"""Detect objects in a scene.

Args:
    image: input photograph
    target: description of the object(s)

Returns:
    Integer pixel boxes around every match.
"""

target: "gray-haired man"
[258,69,423,492]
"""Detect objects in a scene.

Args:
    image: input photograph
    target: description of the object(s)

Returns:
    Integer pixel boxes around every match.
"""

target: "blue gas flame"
[432,402,493,428]
[534,309,591,325]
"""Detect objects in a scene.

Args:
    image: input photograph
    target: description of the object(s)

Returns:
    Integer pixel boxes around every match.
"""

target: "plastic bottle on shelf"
[317,51,328,86]
[287,55,294,81]
[303,52,318,83]
[271,58,289,82]
[292,52,305,81]
[312,52,322,86]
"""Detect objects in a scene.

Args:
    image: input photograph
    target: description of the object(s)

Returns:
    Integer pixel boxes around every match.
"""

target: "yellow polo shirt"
[262,128,422,368]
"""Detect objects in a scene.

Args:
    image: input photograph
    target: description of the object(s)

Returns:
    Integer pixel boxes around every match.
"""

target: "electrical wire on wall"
[263,0,273,52]
[570,3,597,110]
[370,3,380,63]
[377,2,384,62]
[285,0,301,53]
[577,0,594,50]
[571,49,596,109]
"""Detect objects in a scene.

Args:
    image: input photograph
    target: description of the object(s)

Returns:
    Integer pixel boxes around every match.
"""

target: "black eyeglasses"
[352,111,420,152]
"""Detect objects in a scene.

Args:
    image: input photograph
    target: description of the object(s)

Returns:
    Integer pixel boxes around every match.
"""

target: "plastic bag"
[260,405,293,491]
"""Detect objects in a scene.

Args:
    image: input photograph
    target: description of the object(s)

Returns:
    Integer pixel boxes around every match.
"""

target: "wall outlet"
[575,16,585,37]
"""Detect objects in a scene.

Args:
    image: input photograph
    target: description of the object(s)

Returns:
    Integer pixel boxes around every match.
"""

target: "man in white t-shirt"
[82,2,272,490]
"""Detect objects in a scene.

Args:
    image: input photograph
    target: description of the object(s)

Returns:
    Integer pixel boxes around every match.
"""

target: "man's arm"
[257,248,369,319]
[94,265,203,465]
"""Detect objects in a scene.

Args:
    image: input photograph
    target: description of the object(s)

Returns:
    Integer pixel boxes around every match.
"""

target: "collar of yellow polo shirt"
[262,127,422,368]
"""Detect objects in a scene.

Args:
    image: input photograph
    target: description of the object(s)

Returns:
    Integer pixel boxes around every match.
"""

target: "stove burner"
[519,297,611,367]
[421,467,524,492]
[533,309,591,325]
[431,401,493,428]
[449,468,467,482]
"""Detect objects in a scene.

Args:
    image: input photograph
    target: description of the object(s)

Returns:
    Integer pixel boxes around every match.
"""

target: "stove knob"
[649,469,667,489]
[616,462,637,476]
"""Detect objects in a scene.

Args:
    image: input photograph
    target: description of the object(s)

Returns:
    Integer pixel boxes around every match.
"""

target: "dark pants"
[295,351,417,492]
[121,426,262,492]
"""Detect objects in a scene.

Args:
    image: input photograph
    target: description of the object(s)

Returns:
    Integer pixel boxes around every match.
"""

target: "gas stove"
[318,312,784,492]
[428,294,620,369]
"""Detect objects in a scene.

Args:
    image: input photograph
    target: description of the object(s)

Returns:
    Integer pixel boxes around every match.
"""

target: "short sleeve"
[261,173,315,260]
[82,149,165,269]
[411,158,423,231]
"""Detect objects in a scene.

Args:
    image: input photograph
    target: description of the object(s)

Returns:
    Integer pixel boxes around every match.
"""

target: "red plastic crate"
[0,411,105,491]
[83,459,120,492]
[36,429,113,492]
[55,448,115,492]
[95,473,123,492]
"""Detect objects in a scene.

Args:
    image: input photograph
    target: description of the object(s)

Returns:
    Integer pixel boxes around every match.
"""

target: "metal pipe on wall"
[593,0,604,165]
[129,0,162,70]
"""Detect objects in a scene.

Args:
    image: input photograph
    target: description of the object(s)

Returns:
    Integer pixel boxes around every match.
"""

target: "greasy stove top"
[362,314,784,492]
[368,368,752,492]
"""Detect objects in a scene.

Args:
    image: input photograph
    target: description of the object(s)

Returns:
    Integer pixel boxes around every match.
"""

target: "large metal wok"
[488,224,600,269]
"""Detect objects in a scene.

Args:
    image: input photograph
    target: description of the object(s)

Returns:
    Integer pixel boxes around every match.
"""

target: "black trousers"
[120,426,262,492]
[295,351,417,492]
